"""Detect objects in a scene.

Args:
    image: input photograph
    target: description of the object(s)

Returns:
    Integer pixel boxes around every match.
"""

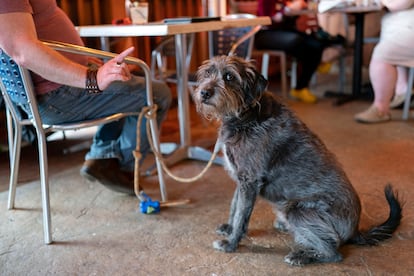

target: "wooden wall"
[57,0,210,69]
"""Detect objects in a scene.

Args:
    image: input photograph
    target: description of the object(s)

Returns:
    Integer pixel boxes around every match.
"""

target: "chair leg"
[36,130,52,244]
[261,53,270,79]
[291,59,297,90]
[280,52,288,98]
[148,117,168,202]
[7,117,22,210]
[260,52,288,97]
[6,109,14,163]
[402,67,414,120]
[338,54,346,92]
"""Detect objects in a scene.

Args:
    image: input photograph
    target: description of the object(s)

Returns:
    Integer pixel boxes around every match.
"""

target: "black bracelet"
[85,68,102,93]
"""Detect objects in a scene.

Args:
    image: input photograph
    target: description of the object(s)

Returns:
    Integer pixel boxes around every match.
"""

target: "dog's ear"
[244,66,268,104]
[253,70,268,97]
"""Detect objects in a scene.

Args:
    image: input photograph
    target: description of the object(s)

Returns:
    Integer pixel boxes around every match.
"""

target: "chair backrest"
[0,48,42,130]
[150,34,195,81]
[2,41,154,131]
[208,14,260,60]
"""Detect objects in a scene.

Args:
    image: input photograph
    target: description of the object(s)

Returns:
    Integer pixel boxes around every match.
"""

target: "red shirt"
[0,0,88,94]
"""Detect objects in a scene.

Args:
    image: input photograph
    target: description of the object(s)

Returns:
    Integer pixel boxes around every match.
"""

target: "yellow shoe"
[290,88,318,104]
[317,62,332,74]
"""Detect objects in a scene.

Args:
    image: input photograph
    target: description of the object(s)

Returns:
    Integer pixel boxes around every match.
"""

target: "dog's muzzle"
[200,89,214,103]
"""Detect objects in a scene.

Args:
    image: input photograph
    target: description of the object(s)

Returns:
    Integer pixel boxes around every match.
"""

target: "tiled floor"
[1,68,414,275]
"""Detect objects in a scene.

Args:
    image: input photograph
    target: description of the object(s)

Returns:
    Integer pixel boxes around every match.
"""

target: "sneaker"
[290,88,318,104]
[389,93,407,109]
[80,158,136,195]
[317,62,332,74]
[354,105,391,124]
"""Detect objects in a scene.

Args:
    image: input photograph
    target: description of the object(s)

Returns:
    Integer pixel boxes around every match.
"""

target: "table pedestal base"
[324,83,373,106]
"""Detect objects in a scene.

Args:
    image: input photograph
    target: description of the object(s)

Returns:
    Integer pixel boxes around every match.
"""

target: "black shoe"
[314,29,346,46]
[80,158,135,195]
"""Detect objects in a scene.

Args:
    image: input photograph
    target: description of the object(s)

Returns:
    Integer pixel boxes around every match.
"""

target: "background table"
[325,5,383,105]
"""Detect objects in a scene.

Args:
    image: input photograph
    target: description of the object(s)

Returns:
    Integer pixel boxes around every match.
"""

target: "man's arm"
[0,12,133,91]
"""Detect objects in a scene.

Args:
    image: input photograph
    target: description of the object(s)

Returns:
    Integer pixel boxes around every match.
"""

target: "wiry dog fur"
[192,55,403,266]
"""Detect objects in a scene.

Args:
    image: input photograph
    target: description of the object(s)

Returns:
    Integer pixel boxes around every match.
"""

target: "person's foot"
[290,88,318,104]
[354,105,391,124]
[80,158,135,195]
[317,62,332,74]
[389,93,407,109]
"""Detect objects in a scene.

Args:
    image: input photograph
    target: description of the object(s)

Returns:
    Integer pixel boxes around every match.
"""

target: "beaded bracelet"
[85,68,102,93]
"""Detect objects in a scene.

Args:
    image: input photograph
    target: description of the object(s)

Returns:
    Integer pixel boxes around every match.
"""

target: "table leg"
[160,33,223,168]
[325,12,372,105]
[100,37,110,51]
[352,12,364,99]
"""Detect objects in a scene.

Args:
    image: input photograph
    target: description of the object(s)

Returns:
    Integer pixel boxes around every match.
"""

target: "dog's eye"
[204,69,212,77]
[224,73,234,82]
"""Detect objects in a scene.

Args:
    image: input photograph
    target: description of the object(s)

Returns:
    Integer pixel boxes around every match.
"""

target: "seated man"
[0,0,172,194]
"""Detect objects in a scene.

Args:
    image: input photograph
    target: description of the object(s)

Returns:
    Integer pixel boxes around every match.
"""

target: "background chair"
[209,13,260,60]
[252,49,289,97]
[0,41,166,244]
[228,0,289,97]
[150,34,197,93]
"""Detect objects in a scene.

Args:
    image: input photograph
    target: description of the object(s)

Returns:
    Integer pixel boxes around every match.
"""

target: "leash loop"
[134,105,221,198]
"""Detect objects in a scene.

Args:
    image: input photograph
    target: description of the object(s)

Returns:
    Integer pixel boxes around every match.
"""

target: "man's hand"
[96,47,135,90]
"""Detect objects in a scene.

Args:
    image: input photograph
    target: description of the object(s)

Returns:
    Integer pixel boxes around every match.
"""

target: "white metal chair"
[0,40,166,244]
[227,1,288,96]
[150,34,197,92]
[252,49,289,97]
[254,32,348,99]
[402,67,414,120]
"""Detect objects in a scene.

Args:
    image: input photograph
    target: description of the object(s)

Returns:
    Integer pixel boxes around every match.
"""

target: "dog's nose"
[200,89,213,100]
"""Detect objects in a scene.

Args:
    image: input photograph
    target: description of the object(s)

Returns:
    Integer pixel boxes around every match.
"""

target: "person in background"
[0,0,172,194]
[255,0,345,103]
[354,0,414,123]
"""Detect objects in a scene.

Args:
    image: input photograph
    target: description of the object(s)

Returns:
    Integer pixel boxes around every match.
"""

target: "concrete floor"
[1,69,414,275]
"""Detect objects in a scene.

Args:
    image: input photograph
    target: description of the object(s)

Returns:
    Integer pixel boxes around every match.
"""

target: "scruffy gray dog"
[192,55,403,266]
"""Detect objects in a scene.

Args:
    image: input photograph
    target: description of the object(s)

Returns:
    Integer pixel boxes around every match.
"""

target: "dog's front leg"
[216,186,240,236]
[213,182,257,252]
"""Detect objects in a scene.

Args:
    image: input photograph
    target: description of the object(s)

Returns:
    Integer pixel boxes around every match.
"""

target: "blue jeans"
[35,76,172,172]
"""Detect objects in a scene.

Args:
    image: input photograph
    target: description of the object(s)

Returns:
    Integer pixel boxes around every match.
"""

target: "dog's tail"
[348,184,403,246]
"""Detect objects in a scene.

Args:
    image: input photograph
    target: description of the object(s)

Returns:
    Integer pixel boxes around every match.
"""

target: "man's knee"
[153,81,172,112]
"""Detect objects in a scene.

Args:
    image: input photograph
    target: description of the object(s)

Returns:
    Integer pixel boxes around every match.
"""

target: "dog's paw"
[284,249,343,266]
[216,223,233,236]
[284,249,324,266]
[284,251,311,266]
[213,239,237,252]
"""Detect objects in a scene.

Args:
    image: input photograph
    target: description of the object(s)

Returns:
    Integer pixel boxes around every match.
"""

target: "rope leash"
[133,104,221,211]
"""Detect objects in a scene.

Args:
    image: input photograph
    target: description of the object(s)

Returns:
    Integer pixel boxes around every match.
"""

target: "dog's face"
[193,55,268,120]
